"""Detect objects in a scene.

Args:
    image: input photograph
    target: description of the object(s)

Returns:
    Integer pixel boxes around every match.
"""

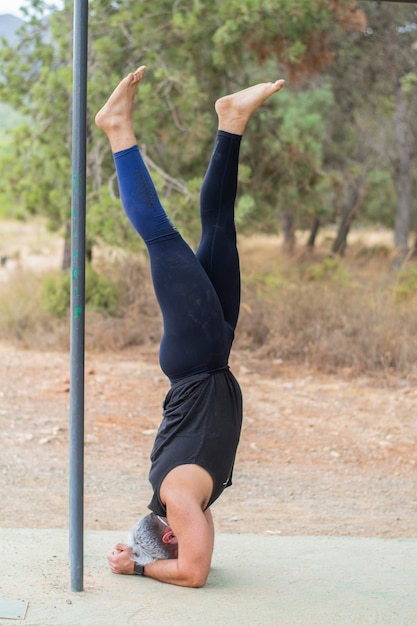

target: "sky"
[1,0,63,17]
[1,0,33,16]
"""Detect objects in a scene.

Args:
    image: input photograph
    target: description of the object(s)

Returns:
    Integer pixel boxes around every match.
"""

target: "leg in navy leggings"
[114,131,241,382]
[196,131,241,331]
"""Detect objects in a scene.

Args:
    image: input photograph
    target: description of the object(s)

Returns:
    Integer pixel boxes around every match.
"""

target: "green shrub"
[302,257,352,284]
[40,264,119,317]
[40,271,71,317]
[394,265,417,302]
[85,265,120,314]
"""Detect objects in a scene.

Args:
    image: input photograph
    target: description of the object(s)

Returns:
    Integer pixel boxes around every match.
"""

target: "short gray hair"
[127,513,176,566]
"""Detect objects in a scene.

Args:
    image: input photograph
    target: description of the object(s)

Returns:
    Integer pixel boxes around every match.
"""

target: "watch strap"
[134,563,145,576]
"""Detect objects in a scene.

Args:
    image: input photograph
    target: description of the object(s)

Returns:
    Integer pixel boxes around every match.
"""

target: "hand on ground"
[108,542,135,575]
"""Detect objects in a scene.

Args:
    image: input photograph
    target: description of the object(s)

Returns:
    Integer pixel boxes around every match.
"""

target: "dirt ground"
[0,219,416,539]
[1,341,416,538]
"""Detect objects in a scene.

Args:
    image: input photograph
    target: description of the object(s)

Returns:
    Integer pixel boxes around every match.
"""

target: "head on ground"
[128,513,178,565]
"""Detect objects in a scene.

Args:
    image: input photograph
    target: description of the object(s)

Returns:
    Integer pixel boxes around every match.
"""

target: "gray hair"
[127,513,176,566]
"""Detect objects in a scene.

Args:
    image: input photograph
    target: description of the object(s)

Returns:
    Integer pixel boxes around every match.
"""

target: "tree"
[0,2,75,260]
[0,0,370,259]
[325,1,417,263]
[363,2,417,266]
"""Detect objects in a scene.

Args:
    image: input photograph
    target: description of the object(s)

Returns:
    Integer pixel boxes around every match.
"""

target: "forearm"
[142,511,214,587]
[144,558,209,588]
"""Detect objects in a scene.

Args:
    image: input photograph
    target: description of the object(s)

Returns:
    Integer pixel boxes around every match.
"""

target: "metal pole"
[69,0,88,593]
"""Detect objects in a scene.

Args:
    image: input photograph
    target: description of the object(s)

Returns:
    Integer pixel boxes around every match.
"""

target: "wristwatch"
[134,563,145,576]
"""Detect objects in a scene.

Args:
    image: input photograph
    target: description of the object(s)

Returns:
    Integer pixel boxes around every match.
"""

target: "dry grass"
[1,233,416,378]
[238,274,416,376]
[237,237,417,377]
[0,269,68,349]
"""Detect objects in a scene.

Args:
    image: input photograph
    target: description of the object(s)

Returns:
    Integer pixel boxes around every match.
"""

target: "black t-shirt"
[148,368,243,516]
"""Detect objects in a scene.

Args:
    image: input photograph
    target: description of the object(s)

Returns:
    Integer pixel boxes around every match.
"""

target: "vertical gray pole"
[69,0,88,593]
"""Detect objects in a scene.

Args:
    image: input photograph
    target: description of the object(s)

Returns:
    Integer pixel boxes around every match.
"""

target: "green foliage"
[248,81,336,230]
[259,269,287,292]
[394,265,417,303]
[361,170,396,228]
[87,192,144,253]
[0,102,25,135]
[235,194,256,228]
[245,263,287,296]
[302,257,352,284]
[40,271,70,317]
[0,0,358,249]
[324,2,417,252]
[401,72,417,96]
[85,265,120,314]
[1,0,416,256]
[40,264,119,317]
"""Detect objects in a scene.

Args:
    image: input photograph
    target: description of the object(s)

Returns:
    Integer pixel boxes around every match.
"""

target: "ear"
[161,530,177,545]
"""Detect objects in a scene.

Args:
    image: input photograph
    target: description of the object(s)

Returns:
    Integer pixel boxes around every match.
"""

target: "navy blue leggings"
[113,131,241,382]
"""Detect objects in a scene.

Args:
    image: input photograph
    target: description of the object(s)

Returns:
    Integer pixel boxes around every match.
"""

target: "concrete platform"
[0,529,416,626]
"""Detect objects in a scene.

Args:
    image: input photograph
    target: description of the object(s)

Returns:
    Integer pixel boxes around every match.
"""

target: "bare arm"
[143,466,215,587]
[107,509,214,586]
[108,466,215,587]
[143,504,214,587]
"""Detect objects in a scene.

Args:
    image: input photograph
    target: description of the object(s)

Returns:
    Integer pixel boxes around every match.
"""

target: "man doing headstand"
[95,66,285,587]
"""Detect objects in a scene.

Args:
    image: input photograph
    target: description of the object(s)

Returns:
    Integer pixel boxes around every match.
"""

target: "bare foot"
[95,65,146,152]
[215,79,285,135]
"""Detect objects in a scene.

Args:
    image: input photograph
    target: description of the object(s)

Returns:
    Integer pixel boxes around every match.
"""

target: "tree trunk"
[306,216,320,249]
[281,210,295,255]
[393,83,410,268]
[331,180,362,256]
